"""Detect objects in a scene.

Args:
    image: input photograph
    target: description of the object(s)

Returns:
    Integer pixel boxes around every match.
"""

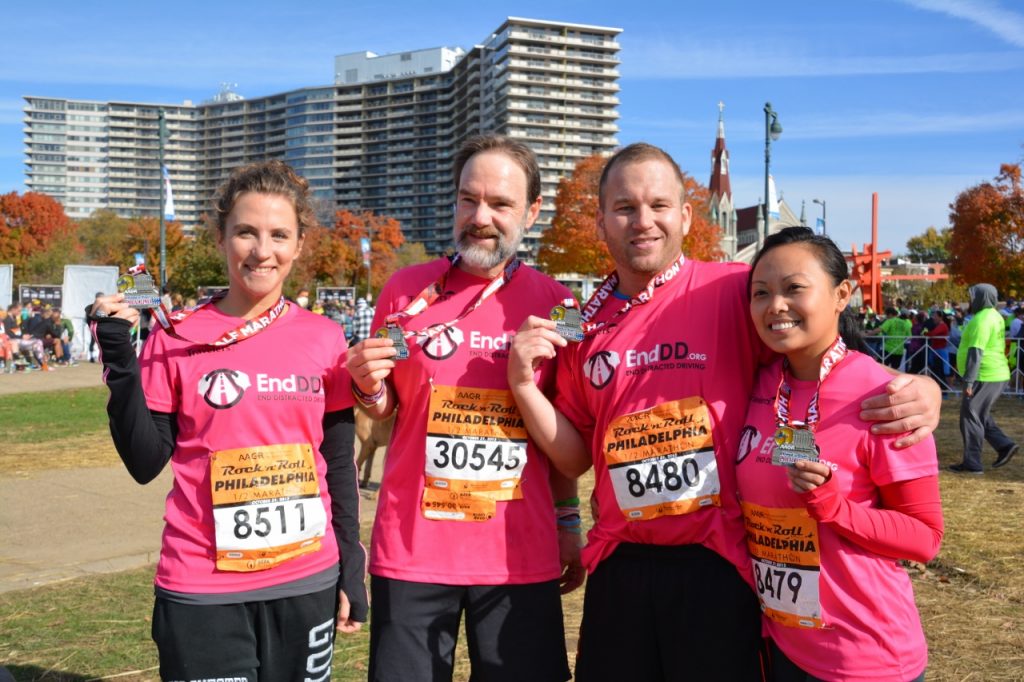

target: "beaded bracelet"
[352,380,386,408]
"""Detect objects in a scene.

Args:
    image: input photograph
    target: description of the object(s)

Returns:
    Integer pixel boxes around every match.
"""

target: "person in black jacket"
[90,160,367,681]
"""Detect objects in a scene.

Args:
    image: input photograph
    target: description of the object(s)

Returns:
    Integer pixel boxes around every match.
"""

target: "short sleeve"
[139,329,179,413]
[553,344,595,444]
[867,432,939,488]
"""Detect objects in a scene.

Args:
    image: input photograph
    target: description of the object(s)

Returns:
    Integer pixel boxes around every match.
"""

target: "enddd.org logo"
[584,350,620,389]
[198,368,251,409]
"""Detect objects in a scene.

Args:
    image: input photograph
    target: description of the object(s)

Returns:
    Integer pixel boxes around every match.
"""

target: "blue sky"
[3,0,1022,254]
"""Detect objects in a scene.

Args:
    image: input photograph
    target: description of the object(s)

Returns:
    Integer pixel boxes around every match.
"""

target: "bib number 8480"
[624,457,700,498]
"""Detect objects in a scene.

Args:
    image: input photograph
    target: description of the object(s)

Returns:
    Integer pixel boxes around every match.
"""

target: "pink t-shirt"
[370,259,571,584]
[140,303,353,594]
[735,351,936,682]
[555,259,768,583]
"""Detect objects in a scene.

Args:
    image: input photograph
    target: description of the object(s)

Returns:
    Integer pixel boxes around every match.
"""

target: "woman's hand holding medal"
[787,458,833,494]
[91,293,141,328]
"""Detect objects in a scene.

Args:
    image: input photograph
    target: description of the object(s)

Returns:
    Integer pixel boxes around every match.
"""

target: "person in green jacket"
[868,306,912,369]
[950,283,1019,473]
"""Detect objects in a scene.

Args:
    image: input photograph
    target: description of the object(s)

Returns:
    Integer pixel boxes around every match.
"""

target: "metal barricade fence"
[864,334,1023,396]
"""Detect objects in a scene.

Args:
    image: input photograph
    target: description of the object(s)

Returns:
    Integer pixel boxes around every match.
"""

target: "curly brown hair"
[210,159,319,237]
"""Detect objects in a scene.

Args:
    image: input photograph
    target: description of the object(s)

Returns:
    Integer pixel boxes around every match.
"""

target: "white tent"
[63,265,118,360]
[0,265,11,309]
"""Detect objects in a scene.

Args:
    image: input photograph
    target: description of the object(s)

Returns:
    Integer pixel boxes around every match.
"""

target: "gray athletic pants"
[960,380,1015,470]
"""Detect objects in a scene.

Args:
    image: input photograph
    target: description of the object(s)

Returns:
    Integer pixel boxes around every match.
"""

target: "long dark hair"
[749,226,867,353]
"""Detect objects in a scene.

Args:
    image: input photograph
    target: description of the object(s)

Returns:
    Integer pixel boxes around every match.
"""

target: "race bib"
[603,396,721,521]
[740,501,823,628]
[210,443,327,572]
[422,385,529,521]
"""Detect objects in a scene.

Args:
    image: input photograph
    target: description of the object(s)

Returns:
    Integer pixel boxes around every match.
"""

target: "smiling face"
[750,242,852,380]
[217,192,304,317]
[597,158,691,296]
[453,150,541,278]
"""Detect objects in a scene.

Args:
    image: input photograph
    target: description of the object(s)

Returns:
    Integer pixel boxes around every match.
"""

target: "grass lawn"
[1,395,1022,681]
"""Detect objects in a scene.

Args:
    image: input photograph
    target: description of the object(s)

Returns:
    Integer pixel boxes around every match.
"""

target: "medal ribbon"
[569,253,686,336]
[774,336,848,431]
[153,290,288,348]
[384,255,521,340]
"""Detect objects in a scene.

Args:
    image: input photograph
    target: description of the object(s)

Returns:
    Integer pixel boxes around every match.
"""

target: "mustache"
[459,228,500,241]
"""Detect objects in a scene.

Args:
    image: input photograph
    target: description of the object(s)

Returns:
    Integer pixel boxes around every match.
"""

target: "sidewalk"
[0,466,170,593]
[0,454,384,594]
[0,364,386,594]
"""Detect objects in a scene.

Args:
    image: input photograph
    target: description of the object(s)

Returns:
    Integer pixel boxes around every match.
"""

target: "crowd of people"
[0,301,76,372]
[59,133,1024,681]
[860,299,1024,388]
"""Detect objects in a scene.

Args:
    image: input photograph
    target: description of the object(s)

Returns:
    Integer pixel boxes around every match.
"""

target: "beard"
[455,223,526,271]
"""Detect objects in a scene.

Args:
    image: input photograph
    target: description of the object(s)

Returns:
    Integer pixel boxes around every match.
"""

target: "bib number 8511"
[233,502,307,540]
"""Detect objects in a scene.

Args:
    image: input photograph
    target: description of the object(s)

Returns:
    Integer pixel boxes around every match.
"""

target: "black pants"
[575,543,764,682]
[368,575,570,682]
[152,585,338,682]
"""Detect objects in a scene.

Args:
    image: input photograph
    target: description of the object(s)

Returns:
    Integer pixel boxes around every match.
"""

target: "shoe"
[948,463,984,475]
[994,444,1019,469]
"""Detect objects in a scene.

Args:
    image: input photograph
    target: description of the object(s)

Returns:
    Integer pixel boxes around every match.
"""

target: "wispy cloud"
[899,0,1024,48]
[0,100,25,126]
[624,110,1024,141]
[622,41,1024,79]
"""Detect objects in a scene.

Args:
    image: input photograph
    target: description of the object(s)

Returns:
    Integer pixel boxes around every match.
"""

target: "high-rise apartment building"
[24,17,621,255]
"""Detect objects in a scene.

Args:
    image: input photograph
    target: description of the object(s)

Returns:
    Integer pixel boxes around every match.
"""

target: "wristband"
[352,380,386,408]
[554,496,580,507]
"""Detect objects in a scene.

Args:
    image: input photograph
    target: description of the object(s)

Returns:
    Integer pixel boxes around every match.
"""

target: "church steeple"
[708,101,736,260]
[709,101,732,202]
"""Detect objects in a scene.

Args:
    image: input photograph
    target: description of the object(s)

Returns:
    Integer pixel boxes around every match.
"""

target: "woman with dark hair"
[90,160,366,680]
[736,226,943,682]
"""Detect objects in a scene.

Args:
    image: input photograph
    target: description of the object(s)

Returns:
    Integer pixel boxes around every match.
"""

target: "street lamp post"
[763,102,782,246]
[813,198,827,235]
[158,109,168,294]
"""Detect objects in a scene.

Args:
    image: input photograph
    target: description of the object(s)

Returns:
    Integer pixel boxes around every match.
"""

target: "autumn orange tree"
[293,209,405,295]
[948,163,1023,292]
[538,154,724,278]
[0,191,80,287]
[538,154,611,277]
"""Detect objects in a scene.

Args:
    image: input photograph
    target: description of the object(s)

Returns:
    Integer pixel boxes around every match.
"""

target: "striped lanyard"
[774,336,848,430]
[153,291,288,348]
[384,255,520,340]
[571,253,686,336]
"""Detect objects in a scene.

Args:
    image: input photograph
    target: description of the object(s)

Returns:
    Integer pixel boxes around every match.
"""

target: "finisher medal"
[550,305,584,342]
[771,426,820,466]
[377,326,409,360]
[117,268,161,309]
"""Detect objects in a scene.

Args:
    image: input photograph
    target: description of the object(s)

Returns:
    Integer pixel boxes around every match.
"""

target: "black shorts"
[152,585,338,682]
[575,543,764,682]
[368,575,570,682]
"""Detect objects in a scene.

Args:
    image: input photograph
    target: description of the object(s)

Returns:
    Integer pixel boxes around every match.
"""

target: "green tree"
[77,209,131,265]
[168,226,226,297]
[904,226,951,263]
